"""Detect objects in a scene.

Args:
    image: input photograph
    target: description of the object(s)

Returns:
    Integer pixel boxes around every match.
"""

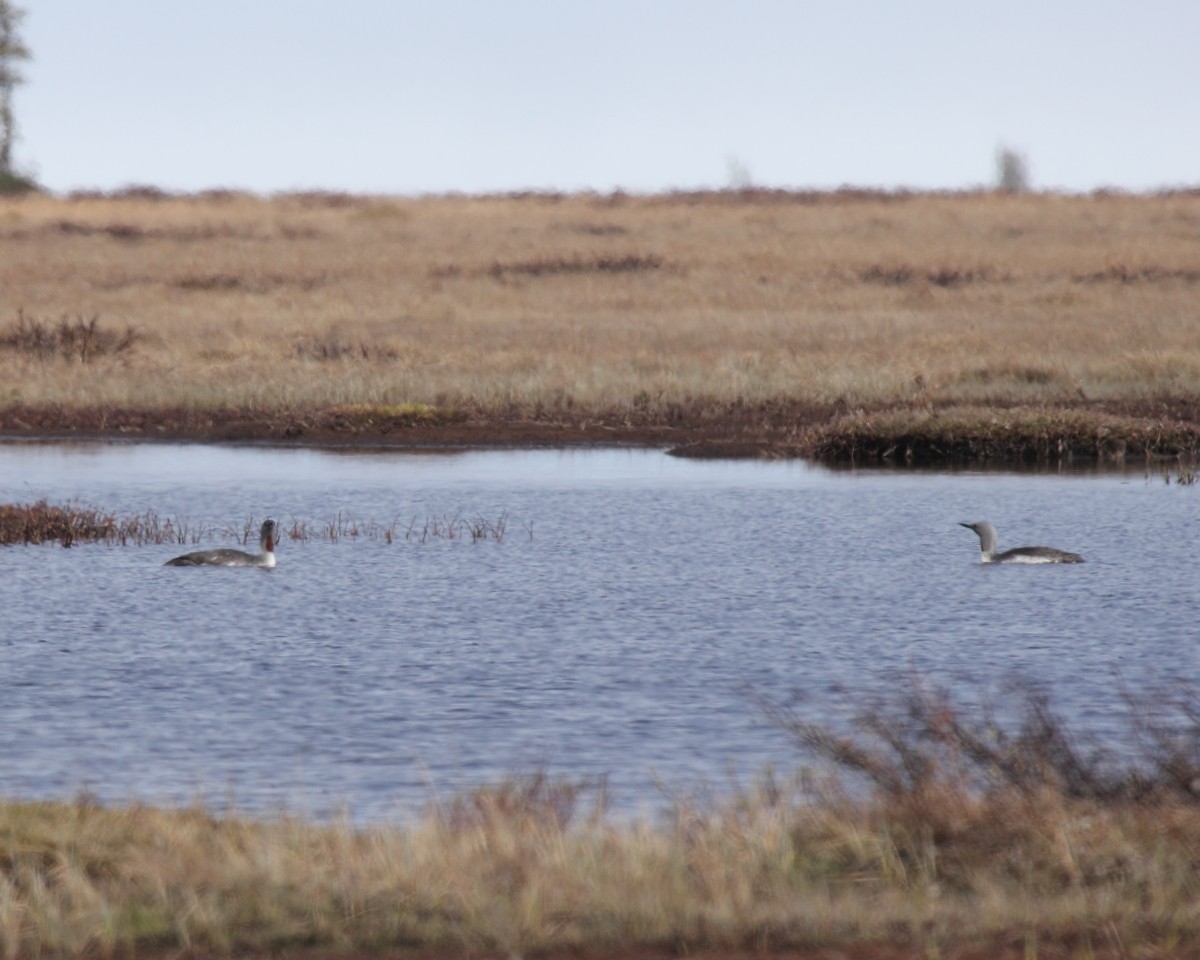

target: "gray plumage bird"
[165,519,279,568]
[959,521,1083,564]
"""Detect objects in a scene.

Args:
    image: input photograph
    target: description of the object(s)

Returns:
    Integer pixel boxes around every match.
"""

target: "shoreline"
[2,398,1198,464]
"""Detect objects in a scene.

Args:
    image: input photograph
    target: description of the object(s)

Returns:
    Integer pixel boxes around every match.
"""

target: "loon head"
[260,518,278,552]
[959,521,998,558]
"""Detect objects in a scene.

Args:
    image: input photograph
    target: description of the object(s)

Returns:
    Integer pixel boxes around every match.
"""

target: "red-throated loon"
[165,519,278,568]
[959,521,1083,564]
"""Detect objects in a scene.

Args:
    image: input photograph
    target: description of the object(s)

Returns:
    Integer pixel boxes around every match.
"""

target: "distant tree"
[0,1,31,179]
[995,146,1030,194]
[725,155,753,190]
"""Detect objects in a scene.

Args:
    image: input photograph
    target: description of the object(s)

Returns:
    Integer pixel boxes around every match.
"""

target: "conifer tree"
[0,2,31,177]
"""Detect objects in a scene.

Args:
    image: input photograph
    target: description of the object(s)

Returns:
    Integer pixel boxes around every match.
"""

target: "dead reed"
[5,681,1200,957]
[0,502,515,547]
[1176,453,1199,485]
[286,510,512,543]
[0,500,204,547]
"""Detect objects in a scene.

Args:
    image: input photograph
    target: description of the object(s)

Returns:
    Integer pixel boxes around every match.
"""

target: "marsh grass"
[0,500,206,547]
[0,502,514,547]
[2,190,1198,452]
[1163,452,1199,485]
[287,510,511,543]
[6,683,1200,957]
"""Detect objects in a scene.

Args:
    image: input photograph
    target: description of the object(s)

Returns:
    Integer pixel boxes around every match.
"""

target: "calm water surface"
[0,442,1196,819]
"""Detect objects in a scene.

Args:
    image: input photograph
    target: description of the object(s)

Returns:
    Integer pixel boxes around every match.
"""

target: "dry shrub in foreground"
[766,677,1200,805]
[5,683,1200,957]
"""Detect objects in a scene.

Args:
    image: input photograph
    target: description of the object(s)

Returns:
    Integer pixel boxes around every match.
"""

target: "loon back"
[959,521,1084,564]
[164,546,274,567]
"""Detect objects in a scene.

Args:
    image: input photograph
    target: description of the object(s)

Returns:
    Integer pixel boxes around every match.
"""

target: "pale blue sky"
[13,1,1200,195]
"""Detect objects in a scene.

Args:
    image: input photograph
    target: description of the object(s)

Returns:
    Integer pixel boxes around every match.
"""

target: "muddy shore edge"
[2,399,1199,464]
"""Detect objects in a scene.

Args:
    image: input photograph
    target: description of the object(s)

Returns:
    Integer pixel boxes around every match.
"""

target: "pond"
[0,441,1196,820]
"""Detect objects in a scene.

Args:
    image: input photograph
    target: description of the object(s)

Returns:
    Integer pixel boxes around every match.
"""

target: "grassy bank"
[5,684,1200,958]
[2,189,1199,459]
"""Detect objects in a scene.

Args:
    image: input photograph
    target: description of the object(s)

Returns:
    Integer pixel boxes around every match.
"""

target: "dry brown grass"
[0,501,512,547]
[6,681,1200,958]
[1,189,1199,451]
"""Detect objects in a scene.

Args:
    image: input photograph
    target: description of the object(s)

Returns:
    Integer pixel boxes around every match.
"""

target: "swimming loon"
[165,519,279,568]
[959,521,1084,564]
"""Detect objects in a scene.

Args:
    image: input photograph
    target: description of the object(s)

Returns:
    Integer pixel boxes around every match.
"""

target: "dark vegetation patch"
[53,220,148,240]
[857,264,1007,287]
[274,189,360,208]
[557,221,630,236]
[173,271,328,292]
[0,311,140,361]
[173,273,243,291]
[0,171,39,195]
[430,253,664,281]
[855,262,1200,288]
[805,406,1200,464]
[488,253,662,279]
[1074,264,1200,284]
[38,220,321,243]
[293,331,399,361]
[953,365,1060,386]
[49,220,257,242]
[655,186,926,206]
[65,184,176,202]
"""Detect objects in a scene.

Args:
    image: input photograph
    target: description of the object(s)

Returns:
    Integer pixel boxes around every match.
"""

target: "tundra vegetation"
[4,682,1200,958]
[0,187,1198,460]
